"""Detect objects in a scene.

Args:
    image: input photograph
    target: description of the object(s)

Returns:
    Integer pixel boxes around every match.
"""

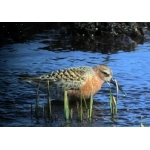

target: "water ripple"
[1,32,150,126]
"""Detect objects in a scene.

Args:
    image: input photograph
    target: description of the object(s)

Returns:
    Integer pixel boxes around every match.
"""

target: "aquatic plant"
[80,93,83,121]
[89,94,93,120]
[109,88,117,115]
[42,103,46,119]
[47,79,52,118]
[70,108,73,120]
[109,79,118,116]
[64,90,69,121]
[76,101,80,119]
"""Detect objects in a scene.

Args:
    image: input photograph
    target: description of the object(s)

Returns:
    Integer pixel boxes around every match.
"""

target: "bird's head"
[93,64,126,95]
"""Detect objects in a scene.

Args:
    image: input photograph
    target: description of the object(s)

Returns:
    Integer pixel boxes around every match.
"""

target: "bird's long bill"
[110,78,126,96]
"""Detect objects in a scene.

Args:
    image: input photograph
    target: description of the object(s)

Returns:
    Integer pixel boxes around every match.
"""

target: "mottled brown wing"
[28,66,94,90]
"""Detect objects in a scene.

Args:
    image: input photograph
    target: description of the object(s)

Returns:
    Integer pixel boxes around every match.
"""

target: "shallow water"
[0,31,150,127]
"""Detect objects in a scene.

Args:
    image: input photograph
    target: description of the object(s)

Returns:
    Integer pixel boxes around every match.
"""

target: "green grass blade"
[87,109,90,120]
[109,87,117,115]
[89,93,93,120]
[83,96,88,110]
[64,90,69,121]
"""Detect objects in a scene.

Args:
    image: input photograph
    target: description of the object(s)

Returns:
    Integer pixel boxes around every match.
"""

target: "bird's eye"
[101,71,109,77]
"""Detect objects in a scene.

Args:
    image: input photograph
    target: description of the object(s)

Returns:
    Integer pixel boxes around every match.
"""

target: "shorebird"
[19,64,124,100]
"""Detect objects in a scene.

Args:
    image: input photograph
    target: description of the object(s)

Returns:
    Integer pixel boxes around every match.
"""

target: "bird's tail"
[18,75,41,84]
[18,75,34,81]
[19,76,29,80]
[18,74,50,83]
[18,75,44,89]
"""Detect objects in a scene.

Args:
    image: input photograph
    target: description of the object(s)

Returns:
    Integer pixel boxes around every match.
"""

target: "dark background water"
[0,29,150,127]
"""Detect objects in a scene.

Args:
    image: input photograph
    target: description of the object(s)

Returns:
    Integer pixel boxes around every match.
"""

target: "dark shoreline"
[0,22,150,53]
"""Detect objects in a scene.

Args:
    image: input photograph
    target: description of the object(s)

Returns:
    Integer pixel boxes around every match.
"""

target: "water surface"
[0,31,150,127]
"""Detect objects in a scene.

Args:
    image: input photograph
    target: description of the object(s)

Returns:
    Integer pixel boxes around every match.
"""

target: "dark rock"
[0,22,150,52]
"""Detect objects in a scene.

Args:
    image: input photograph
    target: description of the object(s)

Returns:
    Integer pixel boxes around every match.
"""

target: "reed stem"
[83,97,88,110]
[87,109,90,120]
[80,95,83,121]
[89,93,93,120]
[70,108,74,120]
[76,101,79,119]
[64,90,69,121]
[47,79,52,118]
[109,87,117,115]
